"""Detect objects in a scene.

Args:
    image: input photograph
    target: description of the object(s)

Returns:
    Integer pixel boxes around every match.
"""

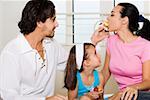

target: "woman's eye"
[111,14,114,16]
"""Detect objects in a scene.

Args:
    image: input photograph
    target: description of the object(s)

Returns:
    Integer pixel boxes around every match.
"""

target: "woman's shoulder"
[107,34,118,41]
[139,37,150,44]
[136,37,150,48]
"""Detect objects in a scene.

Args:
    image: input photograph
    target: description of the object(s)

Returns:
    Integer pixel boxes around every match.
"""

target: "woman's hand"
[91,27,109,45]
[121,87,138,100]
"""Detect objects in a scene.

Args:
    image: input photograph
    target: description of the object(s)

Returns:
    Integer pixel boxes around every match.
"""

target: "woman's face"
[107,5,124,32]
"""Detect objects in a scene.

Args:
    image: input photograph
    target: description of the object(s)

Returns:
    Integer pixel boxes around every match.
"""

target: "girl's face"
[86,46,101,69]
[107,5,124,32]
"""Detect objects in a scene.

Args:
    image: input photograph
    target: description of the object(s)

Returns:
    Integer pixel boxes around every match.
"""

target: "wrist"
[91,40,97,46]
[129,85,139,90]
[135,86,139,90]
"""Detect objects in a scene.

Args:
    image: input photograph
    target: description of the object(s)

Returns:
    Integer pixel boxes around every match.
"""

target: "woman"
[91,3,150,100]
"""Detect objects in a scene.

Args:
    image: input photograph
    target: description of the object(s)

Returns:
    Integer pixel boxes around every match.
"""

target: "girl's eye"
[53,18,56,21]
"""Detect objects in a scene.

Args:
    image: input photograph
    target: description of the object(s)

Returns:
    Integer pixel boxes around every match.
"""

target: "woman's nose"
[106,16,109,21]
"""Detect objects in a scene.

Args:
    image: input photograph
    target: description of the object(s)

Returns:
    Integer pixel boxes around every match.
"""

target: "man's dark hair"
[18,0,55,35]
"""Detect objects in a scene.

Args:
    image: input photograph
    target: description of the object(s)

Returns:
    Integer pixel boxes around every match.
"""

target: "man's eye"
[53,18,56,21]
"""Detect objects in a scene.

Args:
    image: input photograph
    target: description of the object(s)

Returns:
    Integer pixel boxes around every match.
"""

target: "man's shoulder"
[1,35,22,55]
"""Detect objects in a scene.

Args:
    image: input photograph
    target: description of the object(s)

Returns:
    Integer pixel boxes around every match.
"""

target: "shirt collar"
[16,34,33,54]
[17,34,53,54]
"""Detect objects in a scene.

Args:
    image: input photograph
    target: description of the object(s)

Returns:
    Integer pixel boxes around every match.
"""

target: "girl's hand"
[109,91,123,100]
[91,27,109,45]
[86,90,103,99]
[121,87,138,100]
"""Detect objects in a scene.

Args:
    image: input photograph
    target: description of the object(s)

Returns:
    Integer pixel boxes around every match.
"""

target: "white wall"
[0,1,27,51]
[0,2,2,50]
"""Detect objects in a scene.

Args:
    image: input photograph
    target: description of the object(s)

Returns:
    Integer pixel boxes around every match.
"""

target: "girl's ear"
[83,60,90,66]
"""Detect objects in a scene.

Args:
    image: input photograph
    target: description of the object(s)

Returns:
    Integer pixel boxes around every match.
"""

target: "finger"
[97,27,104,33]
[133,93,138,100]
[90,92,99,99]
[128,93,135,100]
[98,26,104,30]
[121,91,127,100]
[98,90,104,94]
[124,91,131,100]
[100,32,109,37]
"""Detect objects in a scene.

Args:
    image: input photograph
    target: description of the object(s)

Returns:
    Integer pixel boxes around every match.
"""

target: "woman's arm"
[130,60,150,90]
[121,60,150,100]
[101,51,111,85]
[98,72,105,90]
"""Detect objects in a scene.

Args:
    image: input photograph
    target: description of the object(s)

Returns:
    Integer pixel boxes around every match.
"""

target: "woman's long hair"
[118,3,150,41]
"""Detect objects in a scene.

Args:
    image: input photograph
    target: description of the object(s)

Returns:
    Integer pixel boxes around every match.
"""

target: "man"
[0,0,68,100]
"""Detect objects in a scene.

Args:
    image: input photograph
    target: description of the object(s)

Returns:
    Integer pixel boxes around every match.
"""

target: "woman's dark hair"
[64,43,95,90]
[118,3,150,41]
[18,0,55,35]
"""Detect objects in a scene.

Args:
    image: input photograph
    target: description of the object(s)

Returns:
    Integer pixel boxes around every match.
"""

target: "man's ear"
[37,21,43,28]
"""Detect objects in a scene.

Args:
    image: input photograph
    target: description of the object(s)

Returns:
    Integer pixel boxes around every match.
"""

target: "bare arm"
[101,51,111,85]
[98,72,105,89]
[46,95,67,100]
[68,85,78,100]
[121,60,150,100]
[129,60,150,90]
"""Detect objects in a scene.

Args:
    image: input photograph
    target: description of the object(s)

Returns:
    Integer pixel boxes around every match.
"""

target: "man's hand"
[46,94,68,100]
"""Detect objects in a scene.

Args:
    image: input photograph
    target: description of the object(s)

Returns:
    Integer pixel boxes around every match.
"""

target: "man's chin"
[46,35,54,38]
[46,32,55,38]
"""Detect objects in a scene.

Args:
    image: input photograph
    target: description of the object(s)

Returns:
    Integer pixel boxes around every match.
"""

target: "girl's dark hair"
[64,43,95,90]
[18,0,55,35]
[118,3,150,41]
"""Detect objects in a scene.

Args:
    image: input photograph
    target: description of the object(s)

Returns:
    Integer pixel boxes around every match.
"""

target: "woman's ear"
[122,16,129,25]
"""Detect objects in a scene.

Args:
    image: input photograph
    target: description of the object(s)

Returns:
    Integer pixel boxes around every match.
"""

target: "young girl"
[64,43,104,100]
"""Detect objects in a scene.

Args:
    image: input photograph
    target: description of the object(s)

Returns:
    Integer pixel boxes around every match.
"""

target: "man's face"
[42,16,59,38]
